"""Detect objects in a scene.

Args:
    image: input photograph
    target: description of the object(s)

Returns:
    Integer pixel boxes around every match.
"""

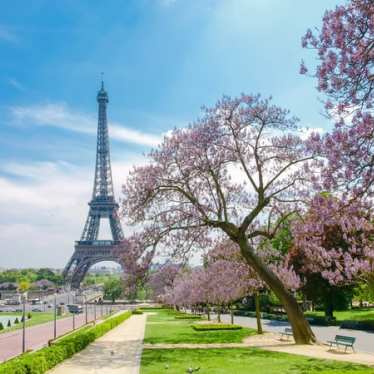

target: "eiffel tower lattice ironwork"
[63,81,125,289]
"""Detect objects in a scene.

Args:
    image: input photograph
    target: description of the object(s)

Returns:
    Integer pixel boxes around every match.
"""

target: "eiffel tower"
[63,80,125,289]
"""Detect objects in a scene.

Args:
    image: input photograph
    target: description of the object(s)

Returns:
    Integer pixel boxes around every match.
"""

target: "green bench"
[328,335,356,352]
[280,327,293,340]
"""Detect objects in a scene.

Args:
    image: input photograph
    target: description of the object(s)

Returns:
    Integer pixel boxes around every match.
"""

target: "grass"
[140,348,373,374]
[144,309,256,344]
[305,309,374,322]
[0,312,68,334]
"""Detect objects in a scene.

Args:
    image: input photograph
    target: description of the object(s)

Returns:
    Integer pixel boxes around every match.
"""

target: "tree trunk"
[230,307,234,324]
[207,305,211,321]
[238,237,315,344]
[325,301,334,320]
[255,292,263,334]
[217,306,221,323]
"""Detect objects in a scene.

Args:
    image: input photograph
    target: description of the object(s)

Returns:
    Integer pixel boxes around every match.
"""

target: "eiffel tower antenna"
[63,81,125,289]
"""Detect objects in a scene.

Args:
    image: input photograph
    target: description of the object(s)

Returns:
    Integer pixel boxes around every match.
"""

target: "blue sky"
[0,0,341,268]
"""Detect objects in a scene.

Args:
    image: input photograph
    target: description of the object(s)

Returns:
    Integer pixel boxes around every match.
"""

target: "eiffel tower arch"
[63,81,126,289]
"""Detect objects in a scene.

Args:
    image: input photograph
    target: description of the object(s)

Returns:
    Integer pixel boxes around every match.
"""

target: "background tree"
[147,262,182,300]
[116,234,155,301]
[18,280,30,293]
[289,195,374,318]
[103,278,122,303]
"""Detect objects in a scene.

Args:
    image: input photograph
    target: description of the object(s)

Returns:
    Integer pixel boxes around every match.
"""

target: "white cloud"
[0,156,144,268]
[9,103,162,147]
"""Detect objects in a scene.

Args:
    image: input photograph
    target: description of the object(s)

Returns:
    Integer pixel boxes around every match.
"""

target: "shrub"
[0,322,3,330]
[340,320,374,332]
[27,313,32,319]
[7,320,11,328]
[192,324,242,331]
[0,311,132,374]
[132,309,143,315]
[175,315,202,320]
[14,318,19,324]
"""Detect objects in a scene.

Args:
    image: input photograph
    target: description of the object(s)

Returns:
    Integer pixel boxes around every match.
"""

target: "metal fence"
[0,301,127,363]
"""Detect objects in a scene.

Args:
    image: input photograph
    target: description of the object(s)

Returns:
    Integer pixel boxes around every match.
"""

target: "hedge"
[340,320,374,331]
[175,315,202,320]
[192,324,242,331]
[0,311,132,374]
[132,309,144,315]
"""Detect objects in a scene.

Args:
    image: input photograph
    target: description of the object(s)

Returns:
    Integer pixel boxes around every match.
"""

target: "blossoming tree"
[147,262,182,301]
[115,234,155,300]
[301,0,373,201]
[289,195,374,318]
[122,94,319,343]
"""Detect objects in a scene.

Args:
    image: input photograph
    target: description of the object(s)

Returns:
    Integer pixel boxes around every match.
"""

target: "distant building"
[0,282,17,291]
[32,279,55,290]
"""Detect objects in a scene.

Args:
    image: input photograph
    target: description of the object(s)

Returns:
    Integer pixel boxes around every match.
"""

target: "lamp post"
[84,295,88,324]
[22,292,27,353]
[53,293,57,339]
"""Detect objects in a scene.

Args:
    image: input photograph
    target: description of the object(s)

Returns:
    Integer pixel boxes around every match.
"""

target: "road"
[219,314,374,354]
[0,287,103,313]
[0,305,123,363]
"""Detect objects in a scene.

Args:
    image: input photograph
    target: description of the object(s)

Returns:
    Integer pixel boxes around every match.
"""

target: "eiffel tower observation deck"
[63,81,125,289]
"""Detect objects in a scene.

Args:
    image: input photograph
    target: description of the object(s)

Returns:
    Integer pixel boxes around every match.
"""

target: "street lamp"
[22,292,27,353]
[53,293,57,339]
[84,295,88,324]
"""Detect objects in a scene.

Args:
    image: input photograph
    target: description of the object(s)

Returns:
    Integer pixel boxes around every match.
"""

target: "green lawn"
[305,309,374,322]
[144,309,256,344]
[0,312,69,334]
[141,348,373,374]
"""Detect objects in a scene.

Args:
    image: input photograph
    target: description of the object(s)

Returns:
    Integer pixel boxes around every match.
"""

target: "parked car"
[67,304,83,314]
[32,308,42,312]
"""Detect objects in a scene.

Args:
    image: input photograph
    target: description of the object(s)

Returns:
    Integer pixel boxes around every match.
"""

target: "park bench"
[280,327,293,340]
[327,335,356,352]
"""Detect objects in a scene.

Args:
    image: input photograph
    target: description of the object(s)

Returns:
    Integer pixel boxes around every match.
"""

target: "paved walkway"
[47,314,147,374]
[216,313,374,354]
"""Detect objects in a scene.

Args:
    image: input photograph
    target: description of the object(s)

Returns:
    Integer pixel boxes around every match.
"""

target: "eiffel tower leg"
[62,255,77,281]
[71,260,92,289]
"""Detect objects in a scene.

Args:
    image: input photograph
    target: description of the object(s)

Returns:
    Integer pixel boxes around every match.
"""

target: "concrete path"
[48,314,147,374]
[216,313,374,354]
